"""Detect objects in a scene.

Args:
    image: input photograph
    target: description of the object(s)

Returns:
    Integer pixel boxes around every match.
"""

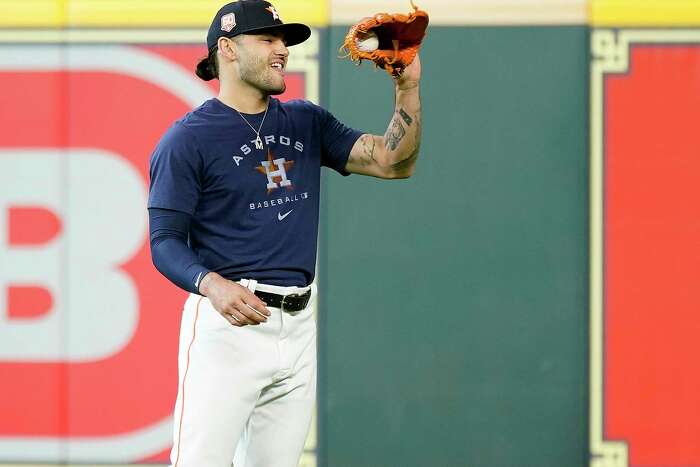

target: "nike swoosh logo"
[278,209,293,221]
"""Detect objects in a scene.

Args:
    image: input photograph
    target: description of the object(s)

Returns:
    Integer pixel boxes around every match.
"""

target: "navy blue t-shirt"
[148,97,363,287]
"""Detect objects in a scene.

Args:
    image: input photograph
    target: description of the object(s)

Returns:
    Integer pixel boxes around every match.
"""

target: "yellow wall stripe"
[0,0,328,28]
[6,1,700,30]
[1,0,68,27]
[592,0,700,26]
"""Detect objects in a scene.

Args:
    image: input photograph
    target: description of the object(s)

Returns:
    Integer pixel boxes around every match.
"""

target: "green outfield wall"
[319,26,590,467]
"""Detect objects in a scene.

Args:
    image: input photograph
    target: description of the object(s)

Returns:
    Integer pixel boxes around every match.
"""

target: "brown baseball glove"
[340,2,429,77]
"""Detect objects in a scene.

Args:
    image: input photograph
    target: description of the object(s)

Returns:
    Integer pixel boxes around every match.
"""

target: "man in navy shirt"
[148,1,422,466]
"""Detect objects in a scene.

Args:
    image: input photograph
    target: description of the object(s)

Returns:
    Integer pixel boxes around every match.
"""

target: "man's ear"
[218,37,238,61]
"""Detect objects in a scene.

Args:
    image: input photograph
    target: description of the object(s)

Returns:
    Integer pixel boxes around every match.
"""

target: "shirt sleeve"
[149,207,210,294]
[316,105,364,176]
[148,122,203,215]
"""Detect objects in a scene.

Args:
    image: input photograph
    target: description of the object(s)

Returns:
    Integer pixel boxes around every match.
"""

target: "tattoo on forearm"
[390,148,420,171]
[390,113,422,172]
[399,108,413,126]
[385,118,406,151]
[414,112,422,145]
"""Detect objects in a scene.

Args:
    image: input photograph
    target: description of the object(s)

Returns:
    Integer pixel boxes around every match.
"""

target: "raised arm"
[345,55,422,179]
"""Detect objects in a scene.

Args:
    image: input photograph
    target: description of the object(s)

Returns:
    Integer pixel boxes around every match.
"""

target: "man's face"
[235,32,289,95]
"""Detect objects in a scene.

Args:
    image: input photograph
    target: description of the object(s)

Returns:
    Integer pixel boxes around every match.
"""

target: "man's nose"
[275,39,289,57]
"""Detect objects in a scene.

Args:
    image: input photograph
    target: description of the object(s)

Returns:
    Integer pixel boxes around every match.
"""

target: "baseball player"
[147,1,423,466]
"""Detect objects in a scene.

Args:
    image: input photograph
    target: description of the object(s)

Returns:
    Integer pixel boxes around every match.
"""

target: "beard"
[237,51,286,95]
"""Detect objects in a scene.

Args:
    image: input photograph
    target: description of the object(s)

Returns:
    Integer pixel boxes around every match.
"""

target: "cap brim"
[240,23,311,47]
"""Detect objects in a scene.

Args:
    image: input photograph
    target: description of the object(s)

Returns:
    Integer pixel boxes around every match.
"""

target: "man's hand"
[395,54,421,91]
[199,272,271,327]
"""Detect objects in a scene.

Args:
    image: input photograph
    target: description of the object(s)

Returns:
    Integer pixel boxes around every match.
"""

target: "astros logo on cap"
[266,6,280,20]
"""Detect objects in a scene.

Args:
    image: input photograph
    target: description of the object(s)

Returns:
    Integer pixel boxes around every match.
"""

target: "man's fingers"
[243,291,271,316]
[220,309,245,327]
[243,295,271,318]
[223,312,244,327]
[231,283,270,317]
[234,300,267,324]
[224,305,257,326]
[211,285,271,326]
[244,302,268,319]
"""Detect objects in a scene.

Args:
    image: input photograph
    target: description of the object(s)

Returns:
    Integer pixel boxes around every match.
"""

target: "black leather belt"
[254,289,311,312]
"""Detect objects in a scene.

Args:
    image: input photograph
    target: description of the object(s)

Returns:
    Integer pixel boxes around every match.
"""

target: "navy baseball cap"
[196,0,311,79]
[207,0,310,50]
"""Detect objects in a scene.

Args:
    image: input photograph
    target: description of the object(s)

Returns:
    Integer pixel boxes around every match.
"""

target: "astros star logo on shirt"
[255,148,294,194]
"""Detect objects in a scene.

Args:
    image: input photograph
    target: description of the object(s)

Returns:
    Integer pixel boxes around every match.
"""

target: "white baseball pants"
[170,280,317,467]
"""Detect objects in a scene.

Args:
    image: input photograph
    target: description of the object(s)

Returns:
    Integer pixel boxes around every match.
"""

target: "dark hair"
[195,47,219,81]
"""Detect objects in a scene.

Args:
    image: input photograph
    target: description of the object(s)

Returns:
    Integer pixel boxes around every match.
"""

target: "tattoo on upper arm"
[353,134,377,166]
[385,118,406,151]
[399,108,413,126]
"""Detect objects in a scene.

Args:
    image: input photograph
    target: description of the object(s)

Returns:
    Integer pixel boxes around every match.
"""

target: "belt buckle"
[301,290,311,309]
[280,291,310,313]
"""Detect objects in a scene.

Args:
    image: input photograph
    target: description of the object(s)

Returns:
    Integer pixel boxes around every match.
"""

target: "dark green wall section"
[319,26,589,467]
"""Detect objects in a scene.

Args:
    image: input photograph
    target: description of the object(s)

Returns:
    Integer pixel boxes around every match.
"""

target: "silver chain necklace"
[235,99,269,150]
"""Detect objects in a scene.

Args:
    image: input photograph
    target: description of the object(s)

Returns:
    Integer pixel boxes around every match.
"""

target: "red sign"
[0,43,306,463]
[604,44,700,466]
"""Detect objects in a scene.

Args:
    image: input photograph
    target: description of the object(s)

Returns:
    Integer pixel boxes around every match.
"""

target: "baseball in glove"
[340,1,429,77]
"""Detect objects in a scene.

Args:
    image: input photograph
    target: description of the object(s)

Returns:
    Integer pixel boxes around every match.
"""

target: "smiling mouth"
[270,63,284,72]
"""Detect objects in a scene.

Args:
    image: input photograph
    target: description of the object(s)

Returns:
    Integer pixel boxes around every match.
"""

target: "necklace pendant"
[255,136,263,150]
